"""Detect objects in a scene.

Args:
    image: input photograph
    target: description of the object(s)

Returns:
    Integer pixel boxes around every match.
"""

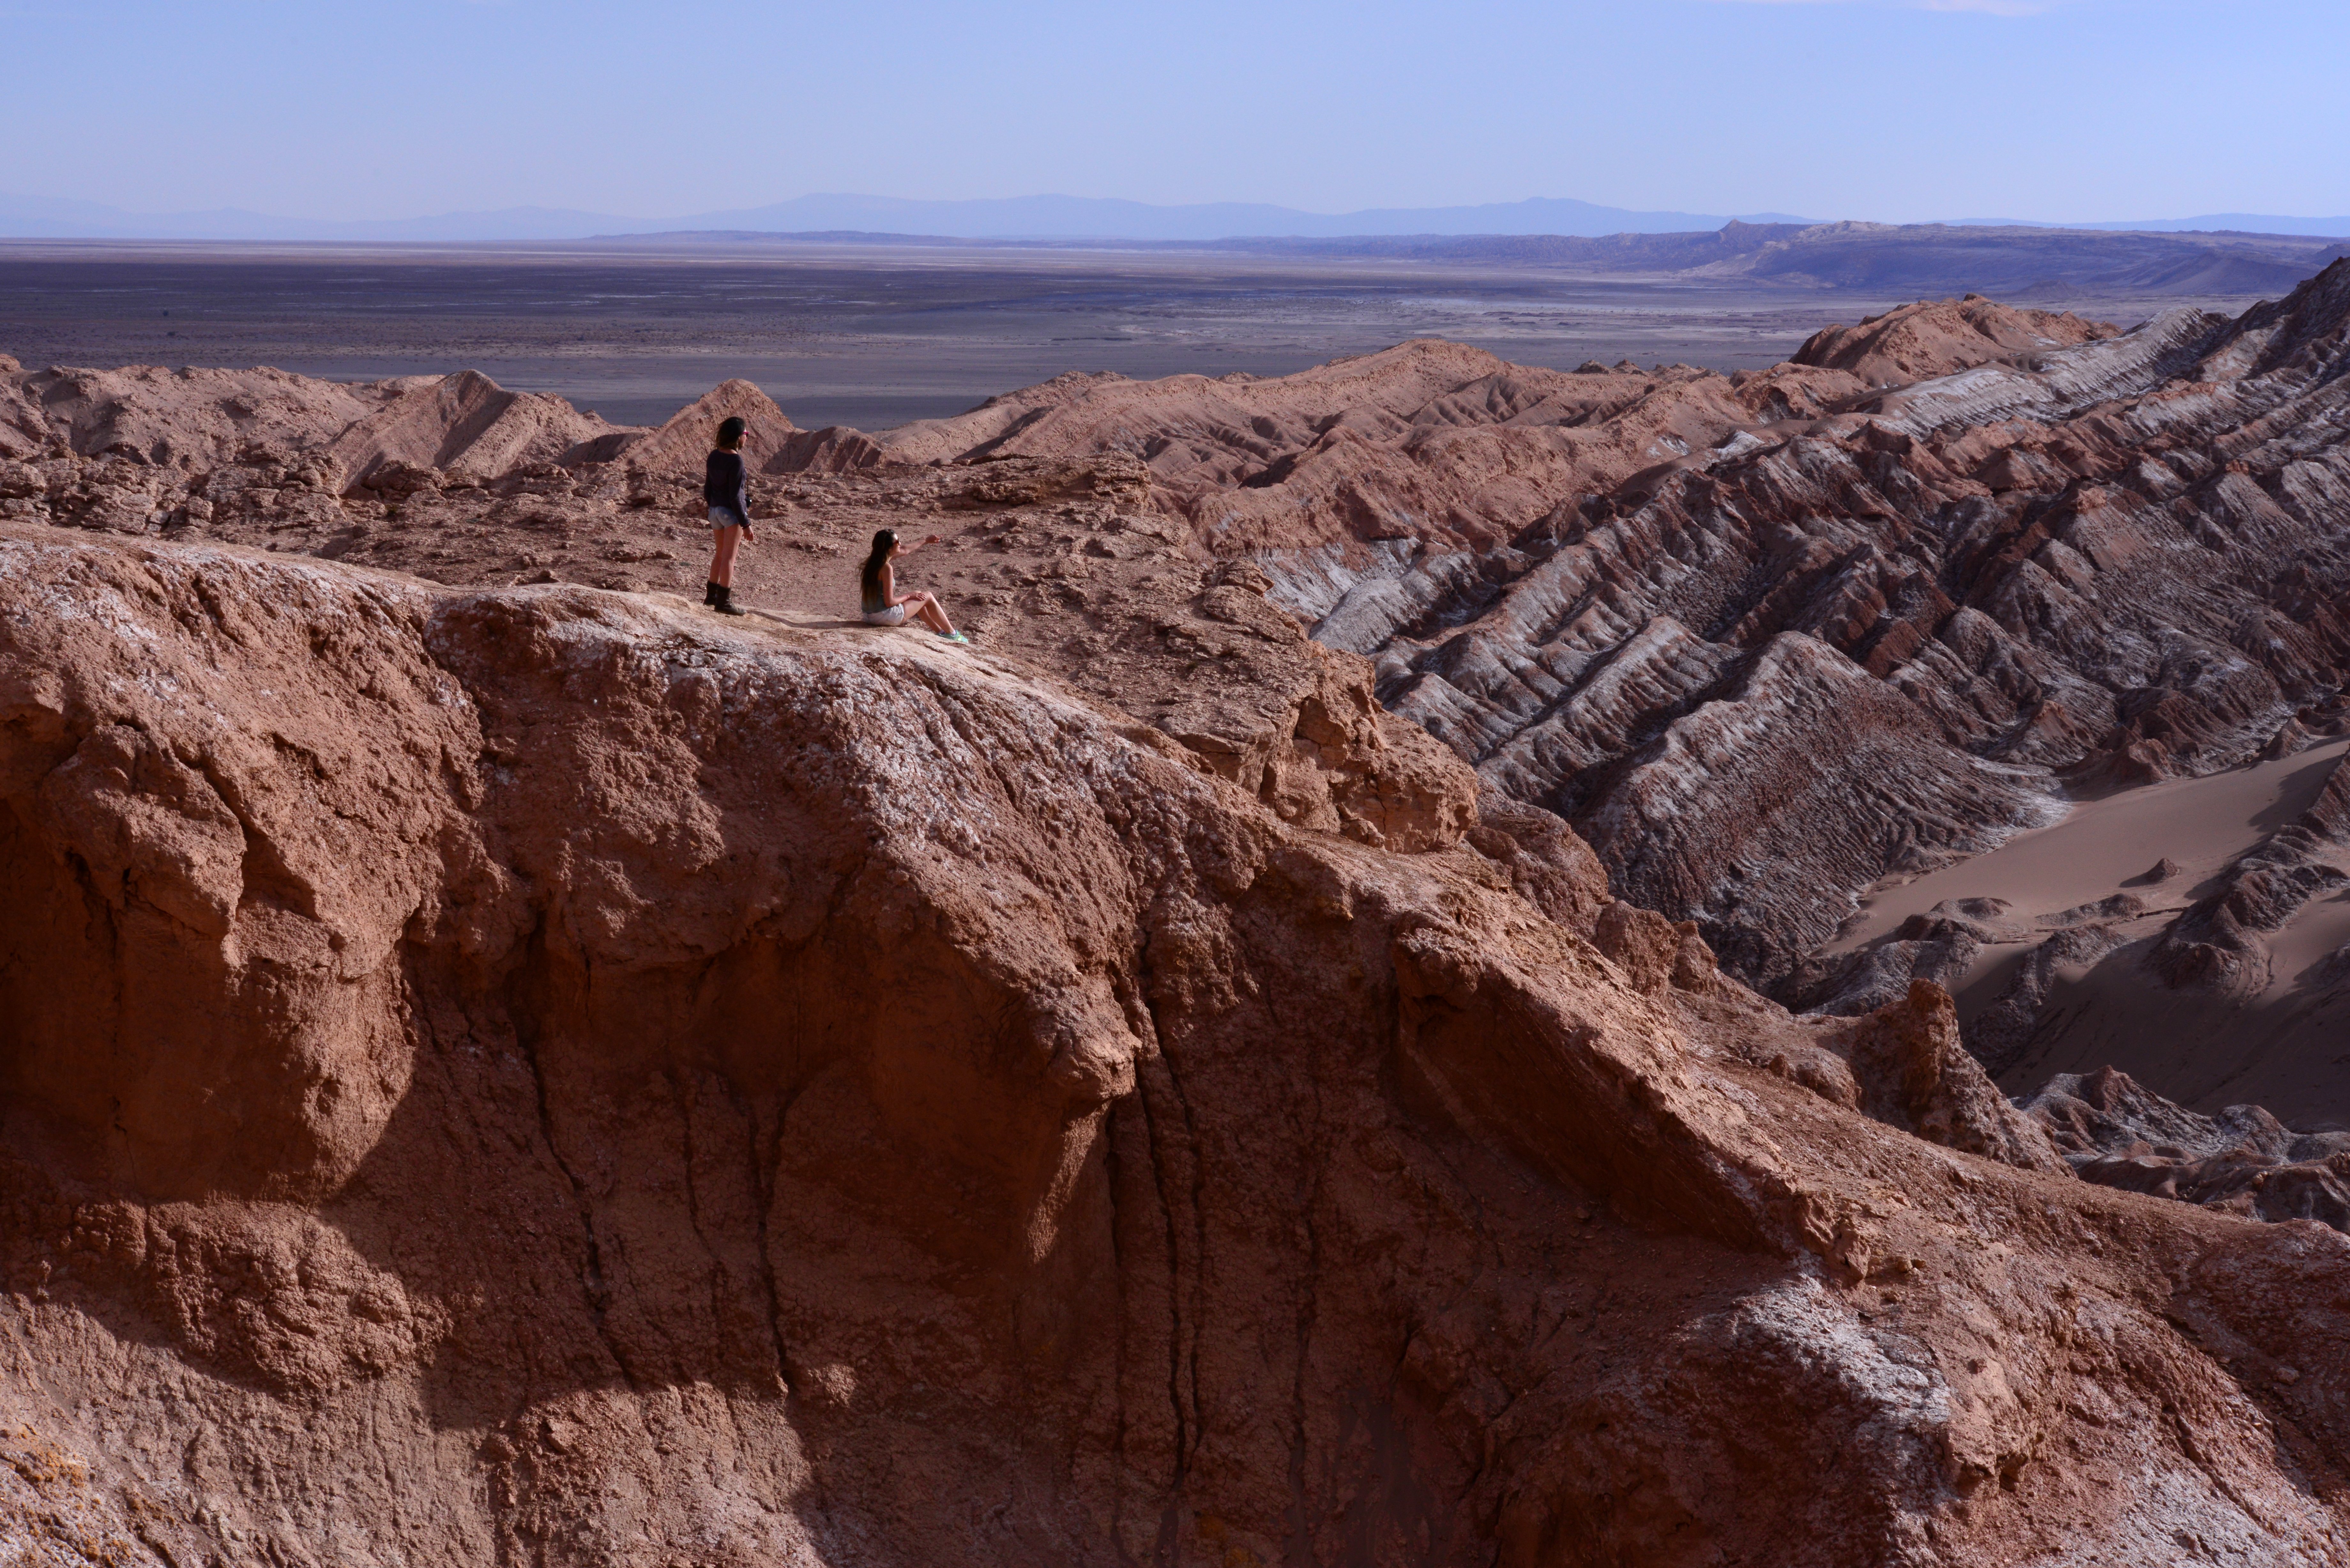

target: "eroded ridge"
[3,526,2350,1564]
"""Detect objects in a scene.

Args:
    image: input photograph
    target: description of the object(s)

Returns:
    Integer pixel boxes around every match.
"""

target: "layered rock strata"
[1312,269,2350,989]
[11,264,2350,1192]
[2027,1067,2350,1229]
[1220,219,2350,298]
[816,274,2350,1031]
[2150,745,2350,994]
[8,525,2350,1563]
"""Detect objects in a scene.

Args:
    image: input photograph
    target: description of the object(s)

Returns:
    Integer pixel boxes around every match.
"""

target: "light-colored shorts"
[707,507,747,531]
[863,604,909,627]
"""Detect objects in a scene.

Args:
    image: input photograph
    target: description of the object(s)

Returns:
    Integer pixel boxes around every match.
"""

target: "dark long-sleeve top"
[703,450,750,525]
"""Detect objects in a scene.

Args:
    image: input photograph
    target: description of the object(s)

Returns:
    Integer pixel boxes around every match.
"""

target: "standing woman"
[703,415,754,615]
[860,529,967,642]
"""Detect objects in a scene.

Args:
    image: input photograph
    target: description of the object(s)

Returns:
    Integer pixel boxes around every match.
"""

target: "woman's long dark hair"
[860,529,896,603]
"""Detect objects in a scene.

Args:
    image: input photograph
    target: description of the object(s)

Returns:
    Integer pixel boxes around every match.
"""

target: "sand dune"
[1833,740,2350,953]
[1826,741,2350,1118]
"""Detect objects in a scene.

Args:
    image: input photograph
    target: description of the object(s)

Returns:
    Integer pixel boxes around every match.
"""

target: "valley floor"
[0,237,2276,429]
[1833,742,2350,1119]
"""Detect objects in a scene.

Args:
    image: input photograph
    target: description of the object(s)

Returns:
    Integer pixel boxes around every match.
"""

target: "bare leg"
[708,525,742,588]
[913,592,954,634]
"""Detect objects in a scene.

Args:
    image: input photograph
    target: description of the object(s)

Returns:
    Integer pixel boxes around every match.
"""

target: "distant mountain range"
[0,193,638,244]
[2,191,2345,245]
[0,192,1805,243]
[647,195,1825,242]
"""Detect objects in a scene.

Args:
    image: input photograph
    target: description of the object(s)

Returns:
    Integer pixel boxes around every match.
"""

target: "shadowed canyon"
[6,252,2350,1564]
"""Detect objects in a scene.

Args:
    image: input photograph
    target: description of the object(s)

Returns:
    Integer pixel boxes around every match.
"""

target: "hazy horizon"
[5,189,2348,247]
[7,1,2346,230]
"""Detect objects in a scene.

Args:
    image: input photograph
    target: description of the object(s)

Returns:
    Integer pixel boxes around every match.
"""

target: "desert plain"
[0,232,2295,430]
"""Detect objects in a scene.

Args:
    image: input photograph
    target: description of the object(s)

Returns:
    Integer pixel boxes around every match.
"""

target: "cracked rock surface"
[7,526,2350,1563]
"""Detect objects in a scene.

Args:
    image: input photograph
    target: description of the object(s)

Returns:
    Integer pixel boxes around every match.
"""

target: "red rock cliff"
[3,526,2350,1564]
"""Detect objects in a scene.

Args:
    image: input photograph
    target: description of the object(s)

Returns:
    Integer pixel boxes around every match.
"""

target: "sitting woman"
[860,529,967,643]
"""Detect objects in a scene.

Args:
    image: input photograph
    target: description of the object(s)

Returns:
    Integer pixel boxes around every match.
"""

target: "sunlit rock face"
[6,523,2350,1565]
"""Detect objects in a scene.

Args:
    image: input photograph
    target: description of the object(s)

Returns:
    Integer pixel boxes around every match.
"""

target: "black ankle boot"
[703,581,722,606]
[712,584,746,616]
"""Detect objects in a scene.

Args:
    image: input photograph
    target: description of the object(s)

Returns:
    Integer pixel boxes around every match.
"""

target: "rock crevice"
[5,527,2347,1562]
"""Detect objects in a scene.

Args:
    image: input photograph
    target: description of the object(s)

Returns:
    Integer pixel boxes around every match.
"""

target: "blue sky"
[5,0,2345,223]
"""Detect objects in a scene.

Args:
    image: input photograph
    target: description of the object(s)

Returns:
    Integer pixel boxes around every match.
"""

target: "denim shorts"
[707,507,747,531]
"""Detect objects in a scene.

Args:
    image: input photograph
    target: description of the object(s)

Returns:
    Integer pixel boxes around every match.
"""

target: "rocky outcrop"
[870,338,1873,555]
[325,369,636,491]
[1096,556,1479,853]
[0,362,382,466]
[772,424,890,475]
[0,360,660,546]
[1817,981,2071,1175]
[2153,747,2350,992]
[0,361,639,501]
[9,526,2350,1563]
[2025,1067,2350,1228]
[618,377,798,476]
[1687,971,2069,1177]
[12,265,2350,1095]
[1260,262,2350,1003]
[1793,294,2120,387]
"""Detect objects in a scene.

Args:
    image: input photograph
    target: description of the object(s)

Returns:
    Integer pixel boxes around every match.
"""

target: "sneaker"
[940,630,969,644]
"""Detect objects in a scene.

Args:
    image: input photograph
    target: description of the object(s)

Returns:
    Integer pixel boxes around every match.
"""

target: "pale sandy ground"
[1832,741,2350,1122]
